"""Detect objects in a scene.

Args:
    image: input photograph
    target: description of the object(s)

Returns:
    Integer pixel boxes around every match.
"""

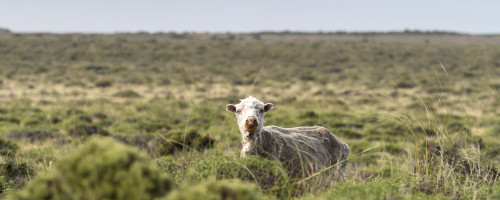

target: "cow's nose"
[246,116,257,126]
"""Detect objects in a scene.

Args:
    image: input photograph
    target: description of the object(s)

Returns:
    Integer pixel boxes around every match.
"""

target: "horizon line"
[1,27,499,36]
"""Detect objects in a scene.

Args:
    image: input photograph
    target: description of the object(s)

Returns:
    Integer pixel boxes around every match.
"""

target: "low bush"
[0,161,35,194]
[68,125,110,138]
[190,155,289,193]
[128,130,213,156]
[95,80,112,88]
[0,117,20,125]
[113,90,141,98]
[0,138,19,158]
[363,120,407,137]
[334,127,363,139]
[164,179,263,200]
[12,137,173,200]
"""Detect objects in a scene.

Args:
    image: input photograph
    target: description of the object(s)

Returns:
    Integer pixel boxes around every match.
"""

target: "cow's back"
[261,125,348,177]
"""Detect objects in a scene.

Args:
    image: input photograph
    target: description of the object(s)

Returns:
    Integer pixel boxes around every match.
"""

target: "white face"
[226,96,273,138]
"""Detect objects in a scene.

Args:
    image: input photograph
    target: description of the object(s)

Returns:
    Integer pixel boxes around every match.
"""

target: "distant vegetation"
[253,29,467,35]
[0,31,499,199]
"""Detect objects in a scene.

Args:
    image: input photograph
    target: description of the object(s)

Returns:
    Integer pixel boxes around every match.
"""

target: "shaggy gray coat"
[244,125,350,178]
[227,96,350,179]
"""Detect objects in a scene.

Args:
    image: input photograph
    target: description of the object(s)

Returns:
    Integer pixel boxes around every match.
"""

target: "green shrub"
[383,143,406,155]
[396,79,416,89]
[129,130,214,157]
[23,114,46,127]
[322,112,365,129]
[0,161,35,194]
[156,156,185,184]
[113,90,141,98]
[68,124,110,138]
[0,117,20,124]
[334,127,363,139]
[191,155,289,191]
[12,137,172,200]
[0,138,19,158]
[137,120,170,132]
[95,80,112,88]
[164,179,263,200]
[160,130,213,153]
[363,120,407,137]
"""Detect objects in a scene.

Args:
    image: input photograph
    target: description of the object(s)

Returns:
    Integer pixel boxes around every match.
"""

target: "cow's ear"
[226,104,237,112]
[264,103,274,112]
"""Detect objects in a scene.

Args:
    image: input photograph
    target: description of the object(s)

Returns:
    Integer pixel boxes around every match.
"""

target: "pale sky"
[0,0,499,34]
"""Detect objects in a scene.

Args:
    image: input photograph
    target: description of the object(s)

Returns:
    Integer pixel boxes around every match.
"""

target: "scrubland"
[0,30,500,199]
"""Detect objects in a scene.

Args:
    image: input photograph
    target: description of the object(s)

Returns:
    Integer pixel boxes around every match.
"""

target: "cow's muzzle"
[244,116,258,132]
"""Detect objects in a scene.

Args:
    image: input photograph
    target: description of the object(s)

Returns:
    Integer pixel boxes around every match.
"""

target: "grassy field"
[0,30,500,199]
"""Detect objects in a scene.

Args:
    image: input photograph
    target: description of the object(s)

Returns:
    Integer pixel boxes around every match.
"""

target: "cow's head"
[226,96,273,139]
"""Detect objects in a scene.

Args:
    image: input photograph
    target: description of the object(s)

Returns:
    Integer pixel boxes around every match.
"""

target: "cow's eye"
[236,110,241,114]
